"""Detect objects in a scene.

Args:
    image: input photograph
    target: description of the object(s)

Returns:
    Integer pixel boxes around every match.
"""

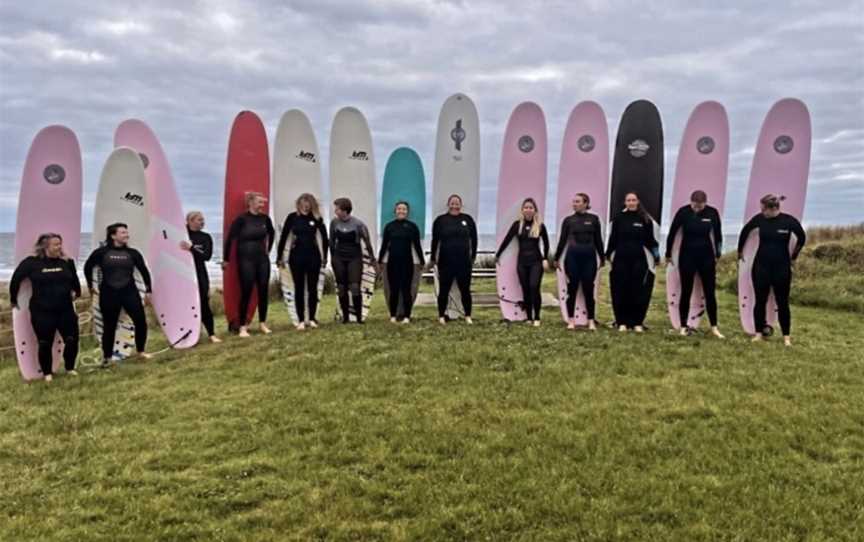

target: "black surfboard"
[609,100,664,224]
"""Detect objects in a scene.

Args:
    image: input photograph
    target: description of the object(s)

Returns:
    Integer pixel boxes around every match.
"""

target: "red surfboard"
[222,111,270,330]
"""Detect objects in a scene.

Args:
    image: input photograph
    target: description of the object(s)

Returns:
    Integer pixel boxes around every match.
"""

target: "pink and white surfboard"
[495,102,547,321]
[738,99,811,335]
[115,120,200,348]
[666,101,729,330]
[13,126,82,381]
[554,101,609,325]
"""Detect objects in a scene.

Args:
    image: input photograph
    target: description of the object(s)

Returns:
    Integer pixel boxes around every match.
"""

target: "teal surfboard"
[380,147,426,319]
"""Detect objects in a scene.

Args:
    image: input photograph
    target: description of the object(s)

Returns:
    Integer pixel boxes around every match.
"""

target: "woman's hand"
[179,240,192,251]
[542,260,550,272]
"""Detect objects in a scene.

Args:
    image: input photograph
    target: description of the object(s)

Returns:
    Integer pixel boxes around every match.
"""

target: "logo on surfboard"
[451,119,466,151]
[518,135,534,153]
[628,139,650,158]
[773,135,794,154]
[697,136,715,154]
[123,192,144,206]
[43,164,65,184]
[296,150,317,163]
[138,153,150,169]
[349,150,369,161]
[578,135,596,152]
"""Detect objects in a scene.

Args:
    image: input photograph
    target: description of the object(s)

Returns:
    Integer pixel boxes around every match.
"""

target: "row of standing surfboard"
[12,95,810,381]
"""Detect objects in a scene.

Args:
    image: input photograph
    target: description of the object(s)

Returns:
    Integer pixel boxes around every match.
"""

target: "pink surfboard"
[554,102,609,325]
[666,101,729,330]
[738,98,811,335]
[495,102,547,321]
[115,120,200,348]
[13,126,82,381]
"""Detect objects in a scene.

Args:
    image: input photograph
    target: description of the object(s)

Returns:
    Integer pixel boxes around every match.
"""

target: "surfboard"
[432,93,480,319]
[115,120,200,348]
[13,126,82,381]
[223,111,270,330]
[273,109,326,325]
[738,98,811,335]
[554,101,609,325]
[609,100,664,326]
[329,106,377,322]
[92,147,151,360]
[495,102,548,321]
[380,147,426,318]
[666,102,729,330]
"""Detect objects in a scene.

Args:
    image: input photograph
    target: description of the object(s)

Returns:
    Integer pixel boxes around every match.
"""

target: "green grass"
[1,229,863,540]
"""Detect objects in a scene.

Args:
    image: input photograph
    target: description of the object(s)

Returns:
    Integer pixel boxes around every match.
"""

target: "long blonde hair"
[33,233,68,260]
[245,191,265,209]
[296,193,321,219]
[517,198,543,238]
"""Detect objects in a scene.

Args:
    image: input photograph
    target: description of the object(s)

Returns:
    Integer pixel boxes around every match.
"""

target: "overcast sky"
[1,0,862,235]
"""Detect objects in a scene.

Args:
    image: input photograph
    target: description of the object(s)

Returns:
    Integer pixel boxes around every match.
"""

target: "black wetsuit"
[606,210,659,328]
[738,212,806,336]
[187,228,215,336]
[431,213,478,318]
[277,212,329,323]
[84,244,152,359]
[224,212,275,326]
[9,256,81,375]
[379,219,424,319]
[666,205,723,327]
[329,215,375,322]
[496,220,550,320]
[554,212,605,321]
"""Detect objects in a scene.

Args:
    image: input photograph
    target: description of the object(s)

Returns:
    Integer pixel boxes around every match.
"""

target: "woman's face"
[572,196,588,213]
[249,196,266,214]
[299,198,312,214]
[395,203,409,220]
[188,215,205,231]
[522,201,536,220]
[762,205,780,218]
[624,194,639,211]
[46,237,63,257]
[690,200,706,213]
[448,197,462,215]
[112,227,130,246]
[334,206,349,220]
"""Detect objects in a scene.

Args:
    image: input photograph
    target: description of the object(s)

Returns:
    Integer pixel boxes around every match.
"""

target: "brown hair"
[575,192,591,210]
[333,197,353,214]
[33,233,67,259]
[760,193,785,209]
[296,193,321,219]
[690,190,707,204]
[245,191,265,208]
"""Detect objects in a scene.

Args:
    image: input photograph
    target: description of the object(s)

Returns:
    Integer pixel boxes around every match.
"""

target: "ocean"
[0,232,741,282]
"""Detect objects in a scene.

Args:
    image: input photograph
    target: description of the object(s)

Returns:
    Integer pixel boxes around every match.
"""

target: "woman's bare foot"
[390,317,398,323]
[44,374,53,383]
[711,327,725,339]
[751,334,763,342]
[533,320,541,328]
[209,335,222,343]
[401,318,411,324]
[618,325,628,333]
[67,369,79,376]
[138,352,153,360]
[784,336,792,347]
[259,323,272,335]
[588,320,597,332]
[634,325,644,333]
[238,326,250,338]
[464,317,473,325]
[439,317,447,325]
[308,320,319,329]
[296,322,306,331]
[567,322,576,331]
[679,327,689,337]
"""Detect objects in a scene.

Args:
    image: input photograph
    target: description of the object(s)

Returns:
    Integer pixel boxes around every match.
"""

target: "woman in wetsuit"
[666,189,724,338]
[495,197,550,326]
[606,192,660,333]
[222,192,275,338]
[379,201,425,324]
[738,194,806,346]
[276,193,329,331]
[430,194,478,325]
[181,211,221,343]
[84,222,153,362]
[553,193,605,331]
[329,197,376,324]
[10,233,82,381]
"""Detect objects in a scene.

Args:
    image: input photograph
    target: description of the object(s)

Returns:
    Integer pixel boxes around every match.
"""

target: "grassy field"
[1,229,863,541]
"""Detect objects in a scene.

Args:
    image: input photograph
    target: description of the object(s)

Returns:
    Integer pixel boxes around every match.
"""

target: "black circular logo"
[774,135,793,154]
[697,136,715,154]
[451,126,465,145]
[578,135,595,152]
[628,139,650,158]
[518,135,534,153]
[139,153,150,169]
[43,164,65,184]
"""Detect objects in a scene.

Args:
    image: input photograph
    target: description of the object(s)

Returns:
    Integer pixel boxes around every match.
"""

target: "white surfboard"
[329,107,377,321]
[273,109,327,324]
[91,147,150,360]
[432,93,480,319]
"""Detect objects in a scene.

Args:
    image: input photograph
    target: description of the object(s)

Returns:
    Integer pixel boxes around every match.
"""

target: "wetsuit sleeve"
[223,215,243,263]
[540,224,550,260]
[666,207,685,259]
[605,216,618,259]
[737,215,759,258]
[553,218,569,262]
[276,214,292,263]
[495,221,519,259]
[8,257,32,307]
[360,223,376,260]
[593,215,605,263]
[790,216,807,260]
[412,223,425,266]
[200,233,213,261]
[712,207,723,258]
[378,222,391,262]
[329,220,337,260]
[317,219,329,264]
[265,216,276,253]
[430,216,441,263]
[83,247,101,290]
[645,218,660,261]
[69,259,82,298]
[132,249,153,293]
[468,215,478,262]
